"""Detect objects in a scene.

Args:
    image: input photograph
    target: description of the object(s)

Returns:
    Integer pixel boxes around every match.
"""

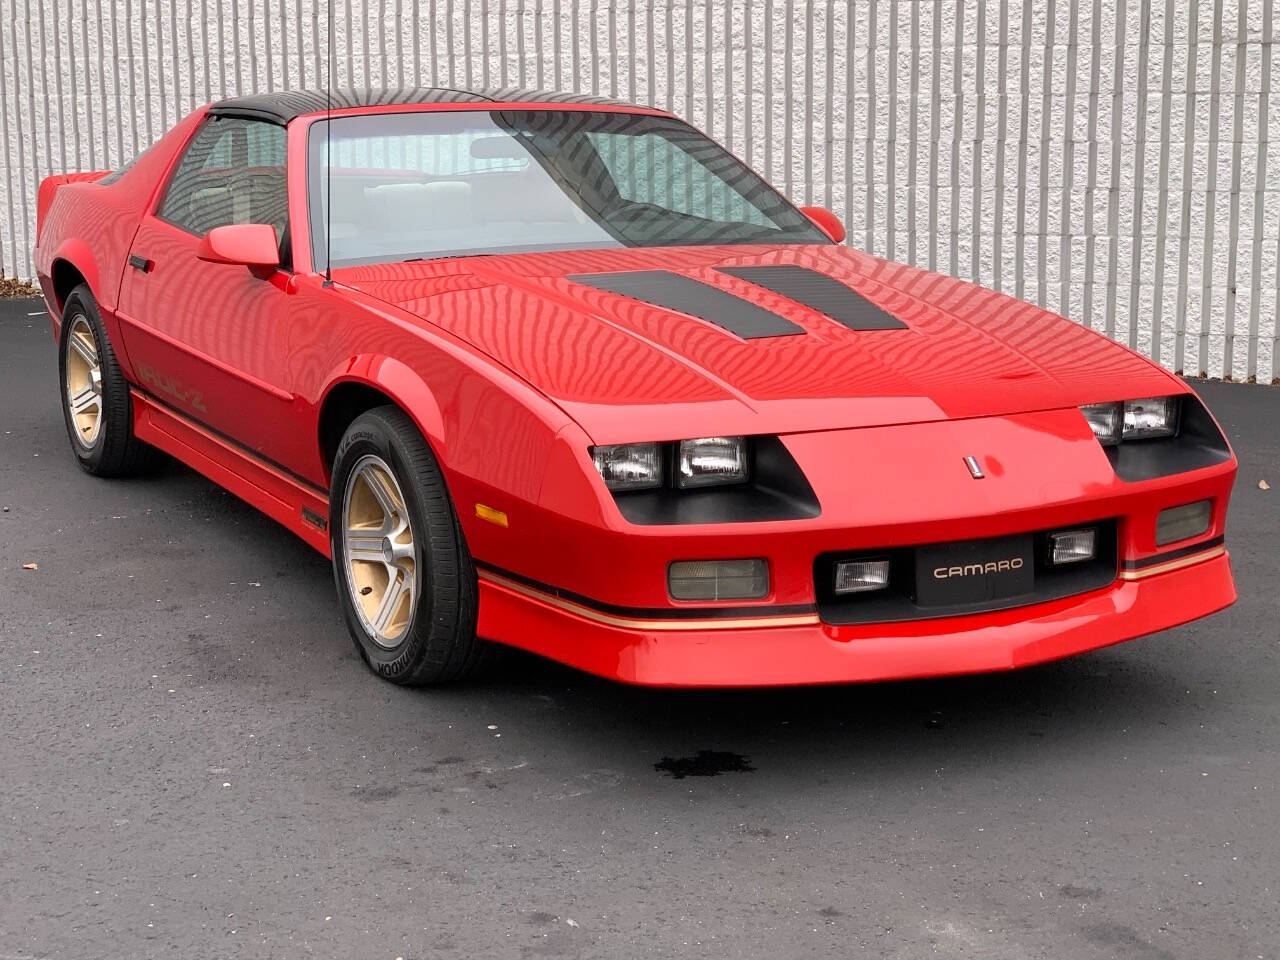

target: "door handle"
[128,254,153,273]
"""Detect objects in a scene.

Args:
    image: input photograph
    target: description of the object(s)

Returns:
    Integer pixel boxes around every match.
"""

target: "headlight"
[1081,402,1123,446]
[1081,396,1180,446]
[676,437,749,488]
[591,437,752,493]
[591,442,662,491]
[1122,396,1180,440]
[594,436,820,523]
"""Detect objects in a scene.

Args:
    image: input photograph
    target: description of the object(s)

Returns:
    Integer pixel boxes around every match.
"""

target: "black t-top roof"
[208,87,633,124]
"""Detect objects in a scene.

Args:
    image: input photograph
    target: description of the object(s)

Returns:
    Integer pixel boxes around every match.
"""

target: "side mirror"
[799,205,845,244]
[196,223,280,274]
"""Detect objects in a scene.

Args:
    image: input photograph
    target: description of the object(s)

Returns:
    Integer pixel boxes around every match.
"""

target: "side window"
[159,116,288,242]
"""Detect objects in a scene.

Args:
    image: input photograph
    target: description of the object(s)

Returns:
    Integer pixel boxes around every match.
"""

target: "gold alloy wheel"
[64,314,104,448]
[341,454,418,647]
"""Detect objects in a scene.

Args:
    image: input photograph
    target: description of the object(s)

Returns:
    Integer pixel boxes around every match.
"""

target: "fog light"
[668,559,768,601]
[833,558,891,595]
[1156,500,1212,546]
[1049,528,1096,565]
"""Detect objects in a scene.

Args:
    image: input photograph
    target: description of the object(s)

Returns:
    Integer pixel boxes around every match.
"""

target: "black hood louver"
[568,270,805,339]
[718,265,908,332]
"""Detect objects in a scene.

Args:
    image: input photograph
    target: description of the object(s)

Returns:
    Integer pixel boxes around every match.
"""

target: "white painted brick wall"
[1,1,1276,380]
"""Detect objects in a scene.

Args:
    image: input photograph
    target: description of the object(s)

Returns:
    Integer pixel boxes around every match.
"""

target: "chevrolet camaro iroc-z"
[33,87,1237,686]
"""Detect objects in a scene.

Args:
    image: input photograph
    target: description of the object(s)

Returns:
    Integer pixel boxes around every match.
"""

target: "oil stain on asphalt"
[654,750,755,779]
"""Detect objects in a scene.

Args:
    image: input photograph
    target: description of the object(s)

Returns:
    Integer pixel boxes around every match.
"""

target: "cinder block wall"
[1,1,1276,381]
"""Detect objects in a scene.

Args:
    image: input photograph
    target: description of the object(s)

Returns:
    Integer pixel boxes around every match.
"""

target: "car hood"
[335,245,1178,444]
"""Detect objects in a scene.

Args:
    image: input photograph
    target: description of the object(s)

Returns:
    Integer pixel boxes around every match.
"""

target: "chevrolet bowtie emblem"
[964,455,985,479]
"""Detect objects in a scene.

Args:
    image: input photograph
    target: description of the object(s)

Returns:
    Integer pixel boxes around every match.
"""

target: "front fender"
[318,356,447,459]
[312,350,570,571]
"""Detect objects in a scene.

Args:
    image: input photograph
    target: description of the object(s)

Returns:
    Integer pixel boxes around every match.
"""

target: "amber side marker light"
[475,503,509,527]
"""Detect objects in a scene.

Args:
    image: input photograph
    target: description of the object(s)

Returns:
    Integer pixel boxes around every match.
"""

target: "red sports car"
[33,88,1237,687]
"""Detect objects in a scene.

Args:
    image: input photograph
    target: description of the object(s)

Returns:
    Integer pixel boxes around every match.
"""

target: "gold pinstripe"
[477,568,820,630]
[1118,545,1226,581]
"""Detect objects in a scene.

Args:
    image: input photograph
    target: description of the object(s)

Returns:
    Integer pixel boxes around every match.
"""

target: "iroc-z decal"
[136,362,208,413]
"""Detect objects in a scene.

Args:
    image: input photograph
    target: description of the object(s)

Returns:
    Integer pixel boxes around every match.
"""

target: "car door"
[118,113,297,463]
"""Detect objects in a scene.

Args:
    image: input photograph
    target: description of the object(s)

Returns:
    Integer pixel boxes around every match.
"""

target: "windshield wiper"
[400,253,498,264]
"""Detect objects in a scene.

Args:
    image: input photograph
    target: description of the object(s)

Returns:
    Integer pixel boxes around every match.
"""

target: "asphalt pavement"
[1,296,1277,959]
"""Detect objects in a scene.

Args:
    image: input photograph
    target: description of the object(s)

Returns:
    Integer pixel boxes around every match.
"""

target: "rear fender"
[36,171,109,241]
[44,238,105,332]
[36,172,112,322]
[35,175,67,244]
[43,237,139,381]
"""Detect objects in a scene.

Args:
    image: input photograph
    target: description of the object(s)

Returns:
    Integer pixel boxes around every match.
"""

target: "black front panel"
[1106,394,1232,482]
[569,270,804,339]
[816,521,1118,625]
[718,265,908,331]
[611,436,821,525]
[914,533,1035,607]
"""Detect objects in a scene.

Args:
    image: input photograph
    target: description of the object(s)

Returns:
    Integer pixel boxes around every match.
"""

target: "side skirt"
[130,389,332,557]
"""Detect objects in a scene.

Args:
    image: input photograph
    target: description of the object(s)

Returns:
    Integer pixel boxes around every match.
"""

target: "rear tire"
[329,406,488,685]
[57,284,152,477]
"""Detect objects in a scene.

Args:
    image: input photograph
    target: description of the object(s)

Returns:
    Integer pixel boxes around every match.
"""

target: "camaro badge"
[964,455,984,479]
[934,557,1025,579]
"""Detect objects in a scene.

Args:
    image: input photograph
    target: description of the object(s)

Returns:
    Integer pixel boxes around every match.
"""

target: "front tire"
[57,284,152,476]
[329,406,486,686]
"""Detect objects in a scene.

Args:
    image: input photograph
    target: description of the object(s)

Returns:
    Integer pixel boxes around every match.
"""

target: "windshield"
[307,109,828,270]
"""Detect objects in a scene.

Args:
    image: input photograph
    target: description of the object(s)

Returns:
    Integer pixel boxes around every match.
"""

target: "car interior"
[322,152,616,263]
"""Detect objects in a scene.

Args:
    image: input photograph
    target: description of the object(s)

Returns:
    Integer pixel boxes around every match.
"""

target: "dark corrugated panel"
[719,265,908,331]
[569,270,804,339]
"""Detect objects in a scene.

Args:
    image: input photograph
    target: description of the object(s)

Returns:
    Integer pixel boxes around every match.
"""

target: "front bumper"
[467,405,1237,686]
[476,548,1235,686]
